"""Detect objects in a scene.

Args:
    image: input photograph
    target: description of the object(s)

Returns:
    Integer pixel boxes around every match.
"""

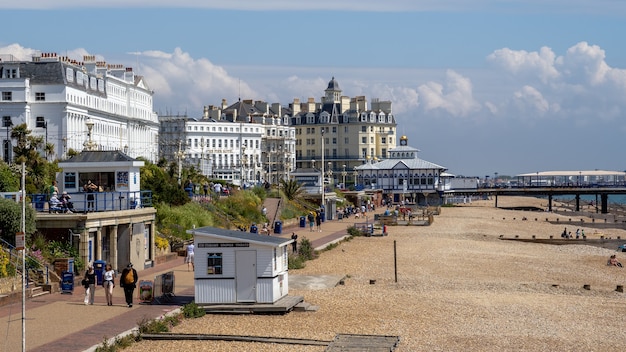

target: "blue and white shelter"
[189,226,293,304]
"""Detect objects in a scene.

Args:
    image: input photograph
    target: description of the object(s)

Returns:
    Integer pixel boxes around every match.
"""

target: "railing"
[0,237,51,287]
[29,190,153,213]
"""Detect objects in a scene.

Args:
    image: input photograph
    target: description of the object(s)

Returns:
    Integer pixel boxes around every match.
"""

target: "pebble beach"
[131,197,626,352]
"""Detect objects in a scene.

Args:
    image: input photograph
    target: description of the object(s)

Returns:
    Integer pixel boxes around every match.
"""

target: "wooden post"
[393,240,397,283]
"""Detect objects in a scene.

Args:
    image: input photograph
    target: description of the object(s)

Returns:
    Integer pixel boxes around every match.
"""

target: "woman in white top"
[102,264,116,306]
[185,242,195,271]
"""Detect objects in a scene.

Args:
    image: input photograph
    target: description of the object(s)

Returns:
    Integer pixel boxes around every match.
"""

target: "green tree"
[0,198,36,245]
[0,162,19,192]
[10,123,59,194]
[280,179,305,201]
[140,159,189,206]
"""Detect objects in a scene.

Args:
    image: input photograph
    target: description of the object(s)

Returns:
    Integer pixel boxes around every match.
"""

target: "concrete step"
[293,301,320,312]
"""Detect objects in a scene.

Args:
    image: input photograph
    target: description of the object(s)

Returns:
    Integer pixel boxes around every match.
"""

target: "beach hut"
[190,226,293,304]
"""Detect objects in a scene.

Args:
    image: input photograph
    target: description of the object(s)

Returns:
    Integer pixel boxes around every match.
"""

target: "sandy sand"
[131,197,626,352]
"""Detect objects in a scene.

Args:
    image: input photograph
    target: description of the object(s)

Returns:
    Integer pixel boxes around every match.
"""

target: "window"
[381,137,386,144]
[2,116,11,128]
[361,137,367,143]
[36,116,46,128]
[2,92,12,101]
[361,126,366,132]
[35,92,45,101]
[64,172,77,189]
[207,253,223,274]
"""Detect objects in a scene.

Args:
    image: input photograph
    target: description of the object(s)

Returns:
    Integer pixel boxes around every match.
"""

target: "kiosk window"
[207,253,222,275]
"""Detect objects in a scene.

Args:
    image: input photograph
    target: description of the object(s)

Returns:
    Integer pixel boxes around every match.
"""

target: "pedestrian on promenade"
[308,212,315,232]
[83,264,96,305]
[291,232,298,253]
[103,263,116,306]
[250,223,258,234]
[120,263,138,308]
[316,211,322,232]
[84,180,98,212]
[185,241,195,271]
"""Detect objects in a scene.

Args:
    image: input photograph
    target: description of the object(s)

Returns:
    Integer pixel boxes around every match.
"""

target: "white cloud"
[487,46,559,84]
[416,70,481,117]
[3,1,626,14]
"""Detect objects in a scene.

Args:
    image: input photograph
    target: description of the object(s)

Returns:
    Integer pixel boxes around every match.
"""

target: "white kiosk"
[190,226,293,304]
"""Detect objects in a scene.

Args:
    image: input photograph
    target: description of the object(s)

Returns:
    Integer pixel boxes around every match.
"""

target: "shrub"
[182,301,206,318]
[297,237,317,261]
[155,236,169,251]
[288,254,306,269]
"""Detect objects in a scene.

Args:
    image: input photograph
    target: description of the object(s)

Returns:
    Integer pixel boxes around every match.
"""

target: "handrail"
[0,237,51,286]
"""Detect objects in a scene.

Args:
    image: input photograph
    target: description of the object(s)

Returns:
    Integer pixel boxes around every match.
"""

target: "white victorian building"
[355,135,447,205]
[0,52,159,163]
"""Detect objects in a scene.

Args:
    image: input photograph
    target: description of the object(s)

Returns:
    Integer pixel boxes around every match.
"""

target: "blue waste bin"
[274,221,282,234]
[33,194,46,212]
[93,260,106,285]
[61,271,74,293]
[299,216,306,228]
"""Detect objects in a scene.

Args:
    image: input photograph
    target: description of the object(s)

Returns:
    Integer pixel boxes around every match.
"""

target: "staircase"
[263,197,281,228]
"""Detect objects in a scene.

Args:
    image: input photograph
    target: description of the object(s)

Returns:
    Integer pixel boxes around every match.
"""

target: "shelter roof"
[516,170,626,177]
[190,226,293,247]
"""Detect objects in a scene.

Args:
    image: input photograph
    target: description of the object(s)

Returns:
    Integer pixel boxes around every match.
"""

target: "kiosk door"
[235,250,257,302]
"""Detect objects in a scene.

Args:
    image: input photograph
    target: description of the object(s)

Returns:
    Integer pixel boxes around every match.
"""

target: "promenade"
[0,208,381,352]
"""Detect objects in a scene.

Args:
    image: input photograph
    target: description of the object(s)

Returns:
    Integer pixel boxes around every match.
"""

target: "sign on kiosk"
[15,232,25,250]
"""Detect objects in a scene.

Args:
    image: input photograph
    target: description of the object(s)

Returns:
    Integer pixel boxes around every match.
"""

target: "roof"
[61,150,139,163]
[357,158,446,172]
[516,170,626,177]
[190,226,293,247]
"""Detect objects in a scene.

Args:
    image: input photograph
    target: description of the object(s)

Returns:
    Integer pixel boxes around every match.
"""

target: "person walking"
[307,212,315,232]
[83,265,96,305]
[316,211,322,232]
[291,232,298,254]
[102,263,116,306]
[185,241,195,271]
[120,263,138,308]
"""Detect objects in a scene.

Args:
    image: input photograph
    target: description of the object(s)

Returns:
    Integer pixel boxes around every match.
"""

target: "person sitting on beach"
[607,255,623,267]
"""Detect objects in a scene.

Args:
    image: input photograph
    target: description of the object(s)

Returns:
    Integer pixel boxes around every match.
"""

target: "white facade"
[0,52,159,163]
[190,226,292,304]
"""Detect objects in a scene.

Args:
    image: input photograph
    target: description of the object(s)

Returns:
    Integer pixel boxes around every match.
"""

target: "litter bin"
[33,194,46,212]
[274,220,282,234]
[93,260,106,285]
[299,216,306,228]
[61,271,74,293]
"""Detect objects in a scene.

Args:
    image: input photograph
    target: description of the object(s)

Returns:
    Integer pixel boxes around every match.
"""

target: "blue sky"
[2,1,626,177]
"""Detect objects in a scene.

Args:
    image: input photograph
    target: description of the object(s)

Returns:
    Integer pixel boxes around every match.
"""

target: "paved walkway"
[0,208,383,352]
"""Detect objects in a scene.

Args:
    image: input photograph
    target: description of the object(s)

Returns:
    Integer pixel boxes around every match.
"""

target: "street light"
[342,164,347,188]
[321,128,325,215]
[176,140,185,185]
[326,162,333,186]
[241,143,247,187]
[83,117,97,151]
[353,166,358,186]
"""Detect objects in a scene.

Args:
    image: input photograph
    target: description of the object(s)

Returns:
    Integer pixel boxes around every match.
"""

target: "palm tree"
[280,179,304,201]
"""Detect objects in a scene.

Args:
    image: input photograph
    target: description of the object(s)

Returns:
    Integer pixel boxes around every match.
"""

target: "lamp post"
[83,117,97,151]
[241,143,247,187]
[327,162,333,186]
[342,164,347,188]
[353,166,358,186]
[176,140,185,185]
[321,128,325,215]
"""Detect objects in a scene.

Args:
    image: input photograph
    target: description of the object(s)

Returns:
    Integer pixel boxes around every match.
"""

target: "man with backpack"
[119,263,138,307]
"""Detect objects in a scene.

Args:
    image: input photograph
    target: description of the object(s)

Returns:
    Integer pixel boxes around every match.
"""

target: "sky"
[1,1,626,177]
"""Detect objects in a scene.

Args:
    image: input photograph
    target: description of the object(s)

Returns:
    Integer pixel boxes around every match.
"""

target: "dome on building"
[326,76,340,90]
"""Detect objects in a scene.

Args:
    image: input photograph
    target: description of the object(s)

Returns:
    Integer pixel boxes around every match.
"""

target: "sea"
[553,194,626,205]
